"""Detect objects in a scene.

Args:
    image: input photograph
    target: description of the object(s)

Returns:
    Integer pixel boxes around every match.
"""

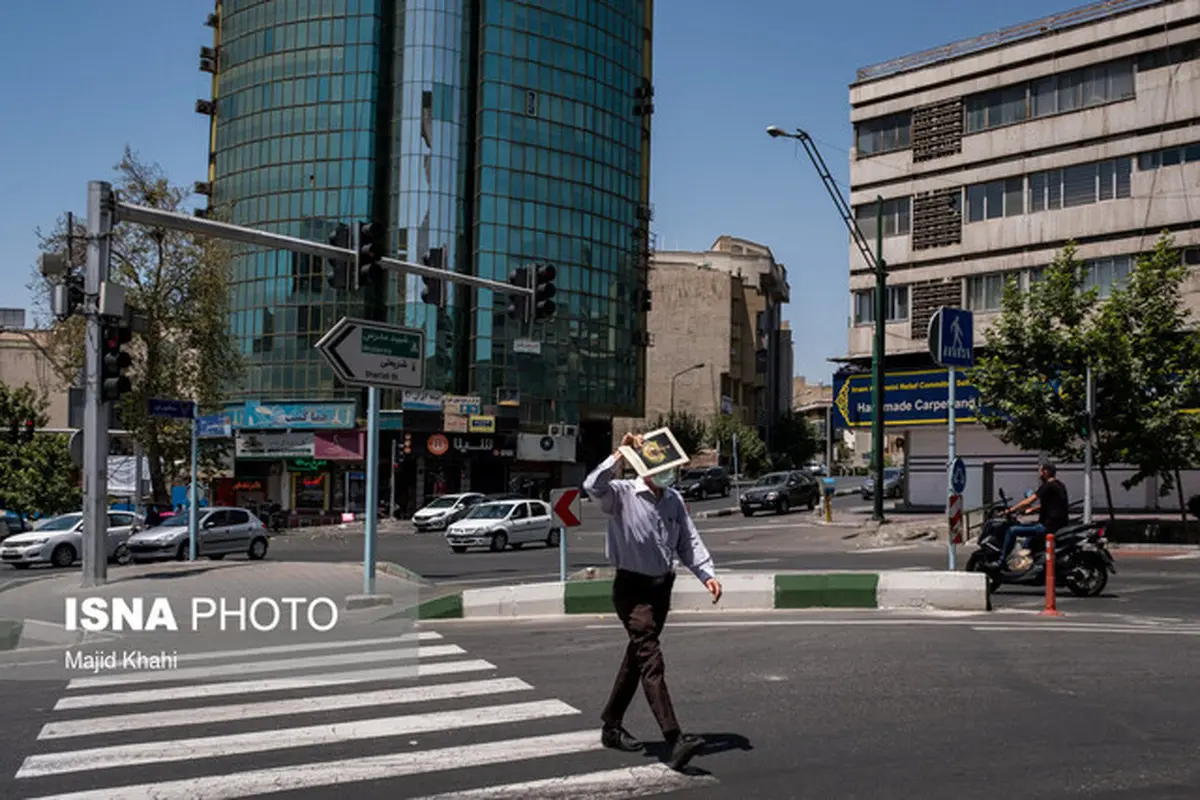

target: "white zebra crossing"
[14,629,717,799]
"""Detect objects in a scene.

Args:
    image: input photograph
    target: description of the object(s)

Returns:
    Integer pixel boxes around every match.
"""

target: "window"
[965,85,1027,133]
[855,197,910,240]
[964,177,1023,222]
[852,286,909,325]
[855,113,911,157]
[966,59,1134,133]
[1138,142,1200,170]
[1183,247,1200,267]
[1084,255,1133,298]
[966,273,1017,311]
[1027,157,1131,211]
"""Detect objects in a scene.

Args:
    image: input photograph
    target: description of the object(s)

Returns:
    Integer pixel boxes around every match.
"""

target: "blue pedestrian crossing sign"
[928,307,974,368]
[949,457,967,494]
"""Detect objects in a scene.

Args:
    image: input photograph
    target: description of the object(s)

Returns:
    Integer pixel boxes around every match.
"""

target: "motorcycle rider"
[996,463,1069,569]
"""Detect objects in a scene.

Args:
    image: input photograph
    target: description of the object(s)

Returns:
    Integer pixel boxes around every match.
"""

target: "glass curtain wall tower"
[204,0,653,434]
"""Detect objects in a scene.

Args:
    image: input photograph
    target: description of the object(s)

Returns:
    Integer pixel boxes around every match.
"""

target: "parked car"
[126,507,269,562]
[411,493,486,532]
[676,467,731,500]
[861,467,905,500]
[0,511,141,569]
[804,462,827,476]
[2,510,31,541]
[445,499,562,553]
[740,471,820,516]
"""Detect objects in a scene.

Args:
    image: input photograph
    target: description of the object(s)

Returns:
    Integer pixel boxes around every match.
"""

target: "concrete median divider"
[408,570,989,620]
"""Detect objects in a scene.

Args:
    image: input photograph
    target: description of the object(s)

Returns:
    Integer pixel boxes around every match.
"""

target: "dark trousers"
[601,569,680,739]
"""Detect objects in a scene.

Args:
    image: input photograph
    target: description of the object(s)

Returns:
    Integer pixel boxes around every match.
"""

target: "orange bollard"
[1040,533,1064,617]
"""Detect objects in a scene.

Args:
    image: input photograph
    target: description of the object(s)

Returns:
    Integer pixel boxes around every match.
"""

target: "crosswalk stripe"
[410,763,719,799]
[19,729,605,800]
[16,699,581,778]
[174,631,443,663]
[55,658,498,711]
[66,643,465,689]
[40,677,533,740]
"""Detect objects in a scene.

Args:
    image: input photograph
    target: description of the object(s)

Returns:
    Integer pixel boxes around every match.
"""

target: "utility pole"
[82,182,114,587]
[1084,364,1094,524]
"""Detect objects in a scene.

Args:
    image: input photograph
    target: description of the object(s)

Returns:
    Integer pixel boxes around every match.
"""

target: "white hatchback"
[445,500,562,553]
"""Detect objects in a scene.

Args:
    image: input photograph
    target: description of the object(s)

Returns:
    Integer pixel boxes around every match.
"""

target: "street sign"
[148,398,195,420]
[550,487,582,527]
[315,317,425,389]
[949,456,967,494]
[948,493,964,544]
[927,307,974,368]
[197,414,232,439]
[513,338,542,355]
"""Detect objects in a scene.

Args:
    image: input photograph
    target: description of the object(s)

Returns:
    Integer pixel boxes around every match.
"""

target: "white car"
[0,511,141,569]
[445,499,562,553]
[411,493,485,532]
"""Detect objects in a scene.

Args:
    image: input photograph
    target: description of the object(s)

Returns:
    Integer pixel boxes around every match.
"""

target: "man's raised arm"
[584,450,625,517]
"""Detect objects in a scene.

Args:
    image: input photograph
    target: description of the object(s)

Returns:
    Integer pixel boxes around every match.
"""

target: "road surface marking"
[65,643,465,689]
[16,700,580,778]
[720,558,781,567]
[19,730,606,799]
[56,658,498,710]
[974,625,1200,636]
[1162,553,1200,560]
[40,677,534,740]
[854,545,919,554]
[409,764,718,799]
[174,631,442,663]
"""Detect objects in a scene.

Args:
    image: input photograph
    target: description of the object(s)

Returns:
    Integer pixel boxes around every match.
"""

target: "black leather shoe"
[668,733,705,770]
[601,725,643,752]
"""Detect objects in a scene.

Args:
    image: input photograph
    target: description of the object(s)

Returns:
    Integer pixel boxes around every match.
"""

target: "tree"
[0,384,80,518]
[772,410,821,469]
[1097,233,1200,520]
[649,410,708,456]
[31,149,241,504]
[706,415,768,477]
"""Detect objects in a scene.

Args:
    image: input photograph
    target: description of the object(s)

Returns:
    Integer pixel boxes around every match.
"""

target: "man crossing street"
[583,432,722,771]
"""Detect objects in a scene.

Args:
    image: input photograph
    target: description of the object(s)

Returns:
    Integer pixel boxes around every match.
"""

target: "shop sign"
[225,402,356,430]
[443,395,482,415]
[314,431,365,460]
[443,414,469,433]
[232,480,263,492]
[401,390,444,412]
[236,432,315,458]
[468,415,495,433]
[291,458,329,473]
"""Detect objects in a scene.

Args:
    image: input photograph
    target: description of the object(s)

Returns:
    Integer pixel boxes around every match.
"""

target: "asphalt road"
[3,609,1199,798]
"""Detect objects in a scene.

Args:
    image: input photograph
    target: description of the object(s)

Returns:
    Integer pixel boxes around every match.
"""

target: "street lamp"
[766,124,888,522]
[670,363,705,415]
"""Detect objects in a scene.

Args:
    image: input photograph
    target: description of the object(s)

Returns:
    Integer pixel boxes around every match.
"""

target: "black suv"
[676,467,731,499]
[740,470,819,516]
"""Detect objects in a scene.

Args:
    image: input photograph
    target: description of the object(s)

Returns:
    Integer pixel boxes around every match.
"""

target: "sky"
[0,0,1068,385]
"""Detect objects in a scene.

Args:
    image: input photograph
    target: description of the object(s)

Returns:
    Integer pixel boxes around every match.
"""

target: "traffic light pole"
[83,181,114,587]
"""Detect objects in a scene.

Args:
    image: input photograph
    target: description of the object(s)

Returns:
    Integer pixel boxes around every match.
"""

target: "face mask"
[650,469,677,489]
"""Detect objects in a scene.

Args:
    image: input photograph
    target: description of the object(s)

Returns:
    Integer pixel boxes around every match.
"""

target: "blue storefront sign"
[832,369,984,429]
[224,402,356,430]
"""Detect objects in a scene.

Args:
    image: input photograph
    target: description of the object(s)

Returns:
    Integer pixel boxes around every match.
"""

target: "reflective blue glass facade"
[208,0,652,425]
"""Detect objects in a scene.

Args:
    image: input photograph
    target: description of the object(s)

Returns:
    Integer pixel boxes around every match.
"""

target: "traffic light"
[100,324,134,403]
[326,223,350,290]
[420,247,444,306]
[506,266,529,322]
[358,221,383,286]
[534,263,557,320]
[19,420,34,444]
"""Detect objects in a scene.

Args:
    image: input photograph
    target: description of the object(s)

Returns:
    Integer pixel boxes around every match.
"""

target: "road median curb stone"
[407,570,989,620]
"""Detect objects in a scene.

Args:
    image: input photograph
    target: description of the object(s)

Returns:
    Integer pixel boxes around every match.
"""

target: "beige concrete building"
[0,313,71,429]
[613,236,791,448]
[841,0,1200,510]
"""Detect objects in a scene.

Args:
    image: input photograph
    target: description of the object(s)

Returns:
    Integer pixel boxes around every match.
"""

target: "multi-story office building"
[612,236,791,453]
[836,0,1200,510]
[197,0,654,509]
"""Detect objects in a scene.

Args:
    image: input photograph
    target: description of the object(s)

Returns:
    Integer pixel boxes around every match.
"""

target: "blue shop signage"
[223,401,357,430]
[832,369,983,429]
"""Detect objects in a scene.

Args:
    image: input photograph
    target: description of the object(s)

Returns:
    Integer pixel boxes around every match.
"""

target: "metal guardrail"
[855,0,1167,82]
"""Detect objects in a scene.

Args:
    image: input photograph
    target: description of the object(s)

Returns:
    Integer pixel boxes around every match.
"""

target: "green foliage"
[971,243,1096,463]
[706,415,768,477]
[772,410,821,469]
[0,384,80,517]
[32,149,241,503]
[649,410,708,457]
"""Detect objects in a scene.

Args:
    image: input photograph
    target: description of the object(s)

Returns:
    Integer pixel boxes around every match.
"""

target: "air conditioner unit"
[195,99,216,116]
[561,425,578,438]
[548,424,563,436]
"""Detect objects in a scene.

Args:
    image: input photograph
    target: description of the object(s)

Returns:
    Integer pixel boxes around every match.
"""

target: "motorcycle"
[965,489,1115,597]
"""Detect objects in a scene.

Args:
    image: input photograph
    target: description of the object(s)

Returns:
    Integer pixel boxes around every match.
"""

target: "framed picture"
[619,427,689,477]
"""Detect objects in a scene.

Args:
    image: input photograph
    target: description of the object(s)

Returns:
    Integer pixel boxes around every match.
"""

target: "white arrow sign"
[315,317,426,390]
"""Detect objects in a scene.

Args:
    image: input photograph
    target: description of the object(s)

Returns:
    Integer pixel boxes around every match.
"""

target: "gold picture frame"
[618,427,689,477]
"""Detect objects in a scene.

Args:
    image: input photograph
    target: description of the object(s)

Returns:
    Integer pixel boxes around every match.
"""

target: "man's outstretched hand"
[705,578,723,604]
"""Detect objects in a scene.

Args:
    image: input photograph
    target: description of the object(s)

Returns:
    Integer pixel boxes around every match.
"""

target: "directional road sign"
[550,487,582,527]
[148,398,195,420]
[927,307,974,368]
[316,317,425,390]
[949,456,967,494]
